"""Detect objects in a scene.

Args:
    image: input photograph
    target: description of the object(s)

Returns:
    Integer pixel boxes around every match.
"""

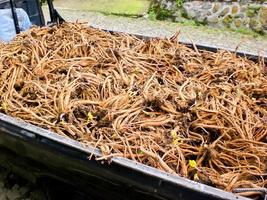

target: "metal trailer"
[0,1,266,199]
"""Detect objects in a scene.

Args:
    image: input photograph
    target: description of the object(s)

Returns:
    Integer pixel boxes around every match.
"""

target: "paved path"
[43,7,267,57]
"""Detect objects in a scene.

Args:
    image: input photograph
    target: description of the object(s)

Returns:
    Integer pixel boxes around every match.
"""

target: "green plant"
[176,0,184,8]
[148,4,173,21]
[148,9,157,21]
[236,26,265,36]
[156,8,173,20]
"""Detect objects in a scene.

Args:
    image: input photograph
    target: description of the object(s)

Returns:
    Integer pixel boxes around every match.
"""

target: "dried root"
[0,23,266,199]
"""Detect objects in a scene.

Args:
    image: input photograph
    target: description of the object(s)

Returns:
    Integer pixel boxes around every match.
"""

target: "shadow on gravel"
[0,167,95,200]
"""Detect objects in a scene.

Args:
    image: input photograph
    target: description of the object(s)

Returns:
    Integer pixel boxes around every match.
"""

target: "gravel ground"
[0,167,46,200]
[0,167,91,200]
[43,7,267,57]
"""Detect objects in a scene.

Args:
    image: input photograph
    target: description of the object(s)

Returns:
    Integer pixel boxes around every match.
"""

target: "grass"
[52,0,266,38]
[53,0,151,16]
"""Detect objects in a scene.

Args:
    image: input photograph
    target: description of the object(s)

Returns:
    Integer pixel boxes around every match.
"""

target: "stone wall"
[152,0,267,34]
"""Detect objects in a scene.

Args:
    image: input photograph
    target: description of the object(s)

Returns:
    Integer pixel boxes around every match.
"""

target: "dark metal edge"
[0,113,249,200]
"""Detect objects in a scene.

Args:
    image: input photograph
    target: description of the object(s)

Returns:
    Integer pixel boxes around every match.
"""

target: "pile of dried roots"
[0,23,266,198]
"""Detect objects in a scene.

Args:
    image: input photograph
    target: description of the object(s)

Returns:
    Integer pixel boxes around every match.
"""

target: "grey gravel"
[43,6,267,57]
[0,167,46,200]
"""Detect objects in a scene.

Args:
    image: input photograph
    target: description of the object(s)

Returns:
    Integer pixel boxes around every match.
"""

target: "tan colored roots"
[0,23,266,198]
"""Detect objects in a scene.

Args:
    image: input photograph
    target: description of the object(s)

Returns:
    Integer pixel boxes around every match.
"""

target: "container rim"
[0,113,249,200]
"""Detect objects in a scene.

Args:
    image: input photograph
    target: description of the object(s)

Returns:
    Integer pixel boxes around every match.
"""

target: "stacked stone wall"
[152,0,267,33]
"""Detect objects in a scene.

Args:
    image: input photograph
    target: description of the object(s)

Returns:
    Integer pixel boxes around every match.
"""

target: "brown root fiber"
[0,23,266,198]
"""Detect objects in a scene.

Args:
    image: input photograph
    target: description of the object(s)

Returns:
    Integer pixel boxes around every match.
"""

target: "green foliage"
[176,0,184,8]
[247,8,257,17]
[156,8,173,20]
[148,9,157,21]
[51,0,150,16]
[179,19,198,26]
[148,4,173,21]
[231,27,265,37]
